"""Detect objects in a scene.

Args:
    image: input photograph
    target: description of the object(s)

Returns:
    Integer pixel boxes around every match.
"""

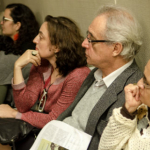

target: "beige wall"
[0,0,4,11]
[1,0,150,72]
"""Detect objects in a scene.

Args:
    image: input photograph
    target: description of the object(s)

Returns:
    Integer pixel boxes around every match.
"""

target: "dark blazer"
[57,60,143,150]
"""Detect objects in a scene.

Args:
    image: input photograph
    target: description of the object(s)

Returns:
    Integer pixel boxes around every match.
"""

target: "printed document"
[30,120,92,150]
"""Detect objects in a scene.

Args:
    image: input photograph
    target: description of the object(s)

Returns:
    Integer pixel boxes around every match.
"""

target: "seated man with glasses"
[56,5,143,150]
[0,3,39,105]
[99,60,150,150]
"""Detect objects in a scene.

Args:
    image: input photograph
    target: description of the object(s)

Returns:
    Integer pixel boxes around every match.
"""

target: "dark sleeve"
[148,107,150,120]
[121,104,137,120]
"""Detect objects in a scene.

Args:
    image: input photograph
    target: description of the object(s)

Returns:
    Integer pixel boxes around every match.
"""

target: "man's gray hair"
[97,5,142,61]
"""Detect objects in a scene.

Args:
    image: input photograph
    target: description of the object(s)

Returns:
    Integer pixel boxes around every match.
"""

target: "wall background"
[0,0,150,72]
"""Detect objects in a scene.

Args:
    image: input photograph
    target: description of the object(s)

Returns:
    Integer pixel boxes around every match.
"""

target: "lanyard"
[38,83,53,112]
[44,75,51,89]
[38,69,54,112]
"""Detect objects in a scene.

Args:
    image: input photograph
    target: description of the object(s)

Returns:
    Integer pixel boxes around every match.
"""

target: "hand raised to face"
[124,84,142,114]
[15,50,41,69]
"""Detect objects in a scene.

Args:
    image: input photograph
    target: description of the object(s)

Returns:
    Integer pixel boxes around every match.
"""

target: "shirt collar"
[94,60,133,88]
[43,65,65,85]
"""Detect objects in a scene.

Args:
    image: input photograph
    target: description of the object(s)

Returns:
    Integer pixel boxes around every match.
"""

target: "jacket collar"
[85,60,141,135]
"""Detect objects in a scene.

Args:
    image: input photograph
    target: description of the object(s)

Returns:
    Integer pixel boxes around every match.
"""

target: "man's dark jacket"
[57,60,143,150]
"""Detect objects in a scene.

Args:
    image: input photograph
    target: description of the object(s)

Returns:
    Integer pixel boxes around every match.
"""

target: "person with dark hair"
[0,14,89,126]
[0,3,39,104]
[0,15,90,150]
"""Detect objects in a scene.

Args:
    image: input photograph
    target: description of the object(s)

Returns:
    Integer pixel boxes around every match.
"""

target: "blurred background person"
[0,3,39,104]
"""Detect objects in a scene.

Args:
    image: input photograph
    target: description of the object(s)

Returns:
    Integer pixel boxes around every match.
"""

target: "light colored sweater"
[99,105,150,150]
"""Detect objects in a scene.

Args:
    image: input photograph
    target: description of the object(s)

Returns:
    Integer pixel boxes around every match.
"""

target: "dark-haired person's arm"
[13,49,41,85]
[13,67,90,128]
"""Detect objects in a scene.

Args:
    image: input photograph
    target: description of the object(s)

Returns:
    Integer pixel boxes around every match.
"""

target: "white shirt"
[95,59,133,88]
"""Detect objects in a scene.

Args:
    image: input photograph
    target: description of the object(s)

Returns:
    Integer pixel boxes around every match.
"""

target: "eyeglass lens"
[143,76,150,89]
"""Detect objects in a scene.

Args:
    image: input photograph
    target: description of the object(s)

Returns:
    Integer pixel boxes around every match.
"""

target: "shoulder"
[116,60,143,85]
[62,67,90,84]
[68,67,90,77]
[126,60,142,75]
[0,51,20,64]
[125,61,143,82]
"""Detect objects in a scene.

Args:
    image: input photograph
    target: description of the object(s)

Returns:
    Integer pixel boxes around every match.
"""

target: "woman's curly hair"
[45,15,87,77]
[0,3,39,55]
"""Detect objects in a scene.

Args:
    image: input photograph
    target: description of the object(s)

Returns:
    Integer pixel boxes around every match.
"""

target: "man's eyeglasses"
[2,16,13,22]
[86,31,113,43]
[143,75,150,89]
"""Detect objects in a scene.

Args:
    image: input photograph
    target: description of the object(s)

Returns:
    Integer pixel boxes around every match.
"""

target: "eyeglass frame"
[143,75,150,89]
[86,31,114,43]
[2,16,13,22]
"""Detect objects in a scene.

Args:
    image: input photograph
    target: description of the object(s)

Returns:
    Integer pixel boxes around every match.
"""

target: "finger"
[125,85,139,101]
[31,55,41,66]
[136,78,144,90]
[138,84,144,90]
[35,53,41,65]
[35,52,41,60]
[30,52,41,66]
[31,51,37,56]
[30,58,40,66]
[30,51,41,65]
[132,85,138,96]
[135,86,140,101]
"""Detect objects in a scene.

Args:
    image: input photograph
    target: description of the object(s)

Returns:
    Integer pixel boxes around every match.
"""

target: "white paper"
[30,120,92,150]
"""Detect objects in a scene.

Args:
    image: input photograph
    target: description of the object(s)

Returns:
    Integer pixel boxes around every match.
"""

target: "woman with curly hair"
[0,15,90,150]
[0,3,39,104]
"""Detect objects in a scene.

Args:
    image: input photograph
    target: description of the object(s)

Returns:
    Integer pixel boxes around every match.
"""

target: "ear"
[52,45,60,53]
[112,43,123,57]
[54,47,60,53]
[14,22,21,31]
